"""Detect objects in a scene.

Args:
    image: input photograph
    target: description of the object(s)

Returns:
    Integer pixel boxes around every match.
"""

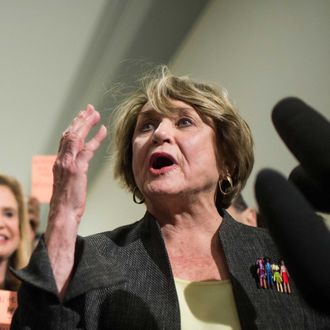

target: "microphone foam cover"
[272,97,330,186]
[255,169,330,311]
[289,165,330,213]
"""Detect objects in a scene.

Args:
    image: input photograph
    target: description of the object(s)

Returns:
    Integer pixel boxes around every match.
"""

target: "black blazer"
[11,211,330,329]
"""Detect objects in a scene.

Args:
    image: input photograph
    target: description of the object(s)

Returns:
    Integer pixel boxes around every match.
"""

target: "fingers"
[59,105,103,153]
[85,124,107,152]
[55,105,107,176]
[70,104,100,138]
[62,105,100,142]
[76,125,108,166]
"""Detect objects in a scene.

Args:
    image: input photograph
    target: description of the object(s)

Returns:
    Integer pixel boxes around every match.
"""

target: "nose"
[152,119,173,144]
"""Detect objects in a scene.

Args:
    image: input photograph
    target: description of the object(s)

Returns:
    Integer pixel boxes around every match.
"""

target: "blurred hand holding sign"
[31,155,56,203]
[0,290,17,330]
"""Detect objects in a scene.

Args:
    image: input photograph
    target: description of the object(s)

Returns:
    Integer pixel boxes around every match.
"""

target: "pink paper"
[0,290,17,329]
[31,155,56,203]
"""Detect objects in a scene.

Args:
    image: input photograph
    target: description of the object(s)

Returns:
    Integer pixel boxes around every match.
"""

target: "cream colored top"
[174,278,241,330]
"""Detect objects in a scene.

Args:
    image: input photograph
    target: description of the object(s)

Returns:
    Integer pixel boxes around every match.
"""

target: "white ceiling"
[0,0,210,194]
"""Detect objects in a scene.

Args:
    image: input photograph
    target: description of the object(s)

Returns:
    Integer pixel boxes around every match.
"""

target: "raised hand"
[45,104,107,298]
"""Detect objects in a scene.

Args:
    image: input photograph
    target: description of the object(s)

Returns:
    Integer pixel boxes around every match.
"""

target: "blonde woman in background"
[0,174,31,290]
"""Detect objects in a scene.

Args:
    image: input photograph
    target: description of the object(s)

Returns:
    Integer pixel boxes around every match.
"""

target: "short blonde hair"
[0,174,31,289]
[111,65,254,208]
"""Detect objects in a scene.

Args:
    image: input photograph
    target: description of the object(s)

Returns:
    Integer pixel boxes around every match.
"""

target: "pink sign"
[0,290,17,330]
[31,155,57,203]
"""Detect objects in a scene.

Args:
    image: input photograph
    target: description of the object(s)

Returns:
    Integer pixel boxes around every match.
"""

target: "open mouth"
[152,157,174,169]
[150,152,176,170]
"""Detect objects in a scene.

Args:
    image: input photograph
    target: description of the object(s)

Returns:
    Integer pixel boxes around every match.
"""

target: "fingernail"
[87,104,94,113]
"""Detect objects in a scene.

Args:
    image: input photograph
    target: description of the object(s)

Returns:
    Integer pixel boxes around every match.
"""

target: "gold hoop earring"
[133,186,145,204]
[218,176,234,195]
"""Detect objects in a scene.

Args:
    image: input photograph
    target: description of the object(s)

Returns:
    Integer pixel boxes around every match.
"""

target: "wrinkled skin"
[45,104,107,297]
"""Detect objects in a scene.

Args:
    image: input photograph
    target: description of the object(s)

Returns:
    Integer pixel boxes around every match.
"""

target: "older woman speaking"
[12,66,330,329]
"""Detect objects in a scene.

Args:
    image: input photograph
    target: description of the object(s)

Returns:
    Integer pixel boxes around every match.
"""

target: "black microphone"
[255,169,330,312]
[289,165,330,213]
[272,97,330,186]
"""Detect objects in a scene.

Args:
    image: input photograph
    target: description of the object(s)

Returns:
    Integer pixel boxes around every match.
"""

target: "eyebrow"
[137,109,157,118]
[2,207,17,213]
[138,106,195,118]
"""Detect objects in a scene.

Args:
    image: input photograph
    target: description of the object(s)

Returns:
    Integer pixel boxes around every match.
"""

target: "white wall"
[0,0,108,190]
[0,1,209,235]
[80,0,330,235]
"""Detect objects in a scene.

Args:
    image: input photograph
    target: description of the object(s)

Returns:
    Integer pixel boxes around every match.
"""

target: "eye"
[177,117,193,128]
[4,210,14,218]
[141,122,155,132]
